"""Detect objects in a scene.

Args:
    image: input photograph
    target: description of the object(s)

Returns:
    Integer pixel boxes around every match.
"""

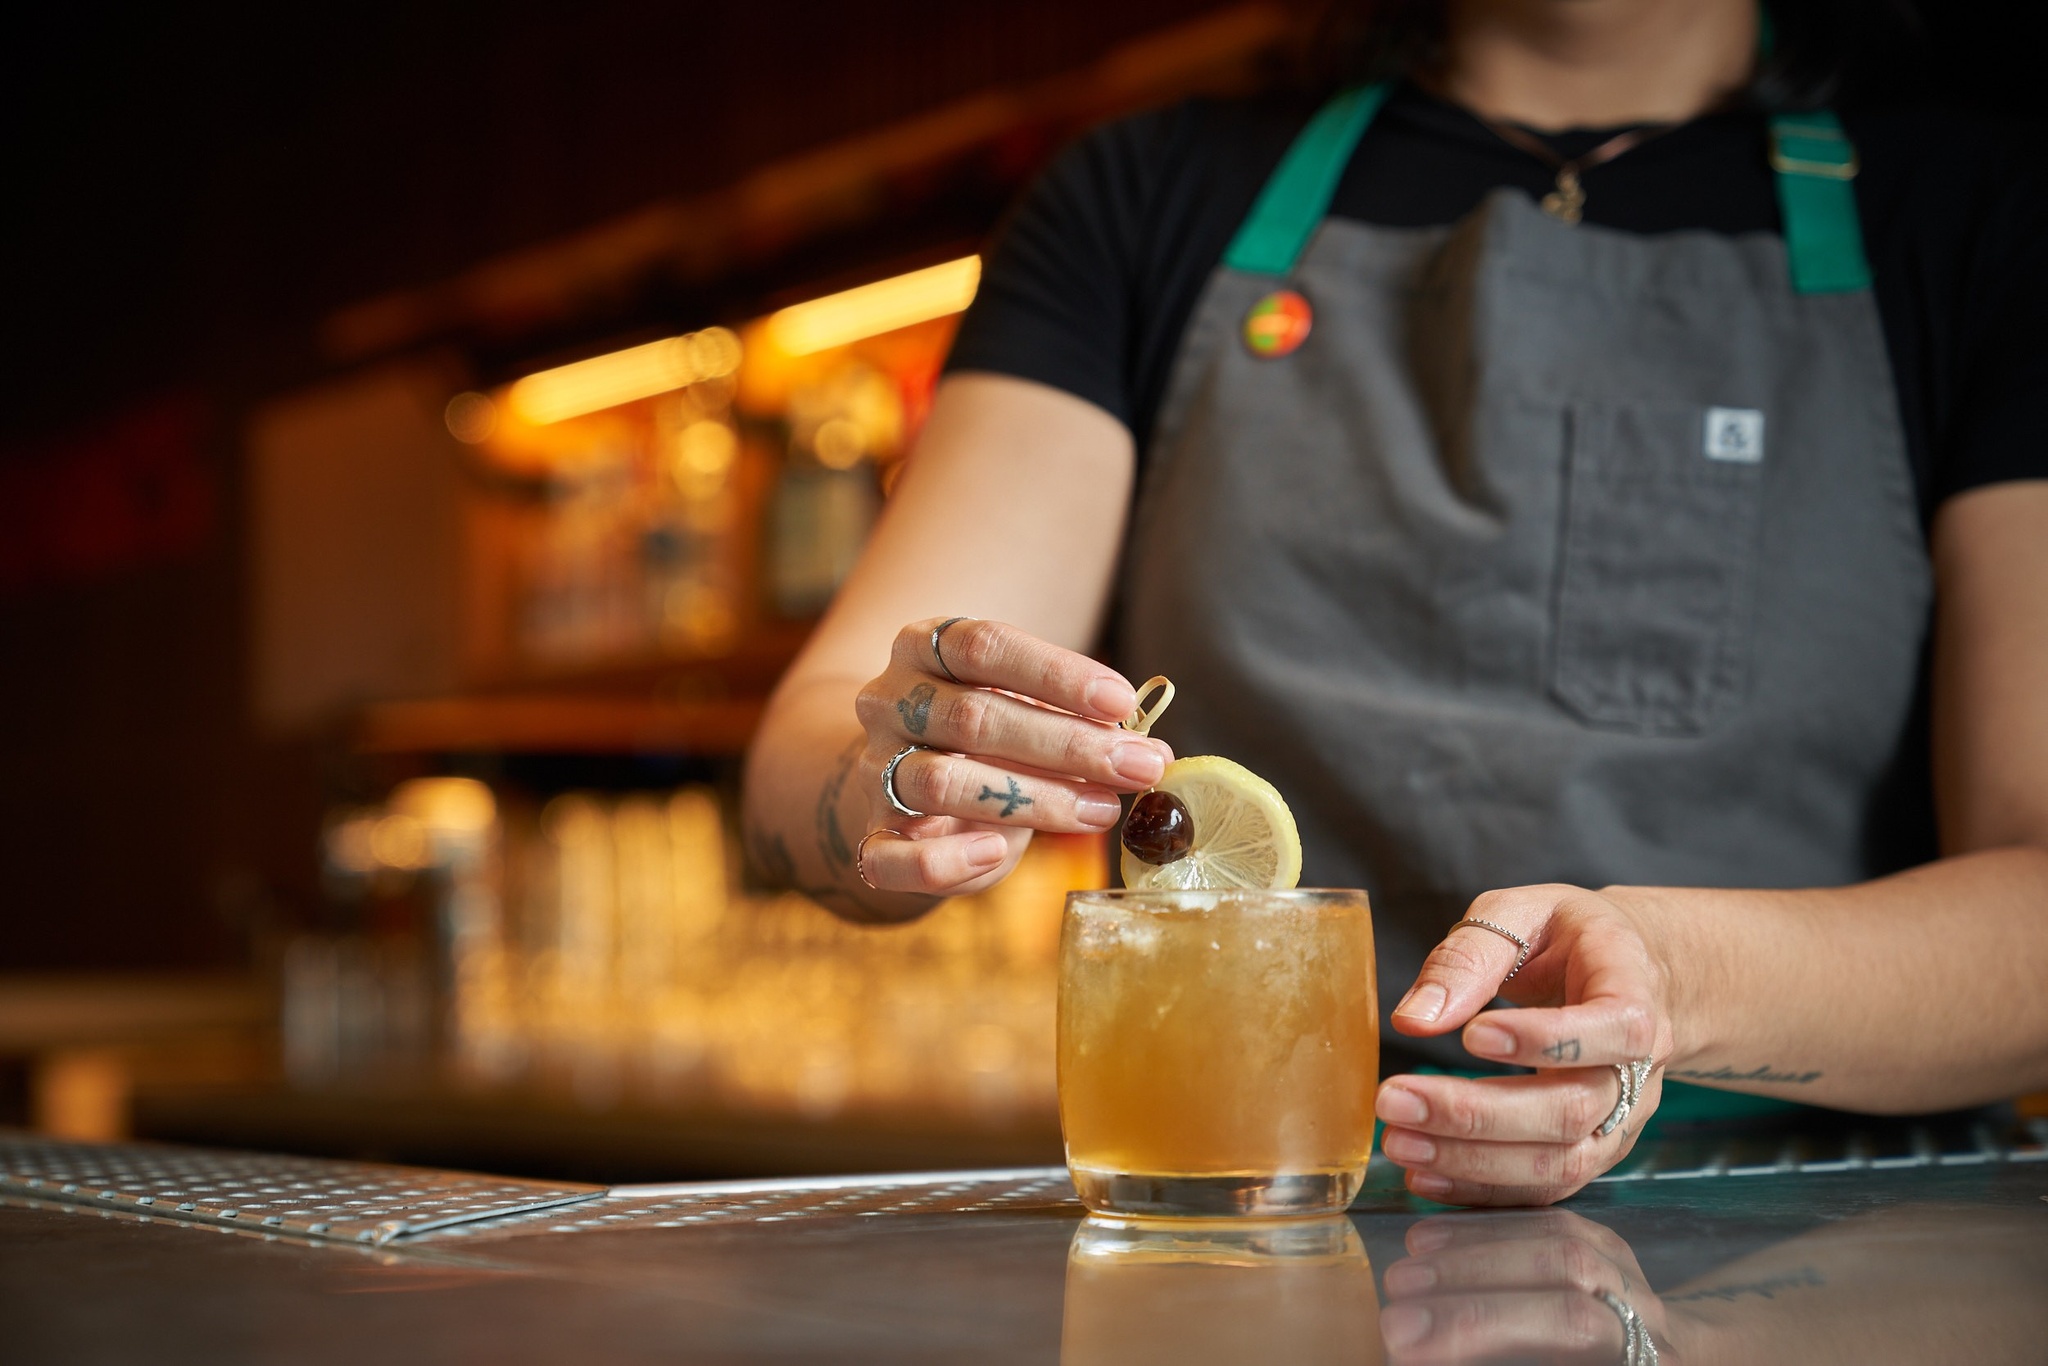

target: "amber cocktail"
[1058,889,1378,1219]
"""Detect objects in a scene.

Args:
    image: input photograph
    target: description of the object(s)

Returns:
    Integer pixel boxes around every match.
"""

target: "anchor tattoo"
[978,777,1035,818]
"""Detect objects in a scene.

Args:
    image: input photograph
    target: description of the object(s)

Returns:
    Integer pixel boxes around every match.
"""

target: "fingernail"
[1383,1262,1438,1296]
[1382,1130,1437,1165]
[1394,982,1447,1024]
[1075,794,1123,829]
[966,834,1007,869]
[1382,1304,1433,1350]
[1409,1172,1454,1198]
[1085,677,1136,719]
[1110,742,1166,785]
[1466,1024,1514,1059]
[1377,1085,1428,1126]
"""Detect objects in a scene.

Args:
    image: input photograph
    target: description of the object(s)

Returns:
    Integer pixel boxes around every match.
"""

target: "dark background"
[0,0,2038,974]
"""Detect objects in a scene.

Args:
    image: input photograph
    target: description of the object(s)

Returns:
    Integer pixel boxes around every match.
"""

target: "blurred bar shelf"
[0,976,272,1051]
[131,1080,1064,1186]
[356,693,765,756]
[352,625,808,755]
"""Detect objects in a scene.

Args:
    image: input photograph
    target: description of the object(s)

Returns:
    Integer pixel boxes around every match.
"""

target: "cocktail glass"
[1058,888,1378,1219]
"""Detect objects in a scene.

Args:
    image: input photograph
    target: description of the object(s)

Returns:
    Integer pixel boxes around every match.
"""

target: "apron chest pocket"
[1550,401,1766,734]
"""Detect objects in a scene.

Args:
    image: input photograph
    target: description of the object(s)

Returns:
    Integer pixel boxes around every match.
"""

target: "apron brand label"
[1704,407,1765,463]
[1243,289,1313,358]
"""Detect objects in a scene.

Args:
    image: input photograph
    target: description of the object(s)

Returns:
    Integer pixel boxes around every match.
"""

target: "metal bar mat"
[427,1167,1082,1241]
[0,1131,602,1244]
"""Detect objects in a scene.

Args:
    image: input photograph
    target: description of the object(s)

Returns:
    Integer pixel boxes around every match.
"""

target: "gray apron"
[1115,88,1932,1071]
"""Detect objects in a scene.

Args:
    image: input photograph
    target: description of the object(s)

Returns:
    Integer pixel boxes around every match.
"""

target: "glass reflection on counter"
[1063,1217,1383,1366]
[1052,1185,2047,1366]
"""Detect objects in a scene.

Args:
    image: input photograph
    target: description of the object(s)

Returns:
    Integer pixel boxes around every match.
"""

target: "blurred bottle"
[288,779,501,1088]
[765,361,895,618]
[647,384,743,655]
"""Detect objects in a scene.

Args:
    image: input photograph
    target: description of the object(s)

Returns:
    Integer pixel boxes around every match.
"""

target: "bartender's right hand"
[850,618,1171,895]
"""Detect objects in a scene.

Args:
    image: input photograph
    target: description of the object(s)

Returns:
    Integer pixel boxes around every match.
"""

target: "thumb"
[1390,904,1542,1037]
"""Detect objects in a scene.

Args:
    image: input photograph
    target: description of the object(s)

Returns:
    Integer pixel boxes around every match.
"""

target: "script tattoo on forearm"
[895,683,936,737]
[1671,1064,1823,1085]
[746,828,797,888]
[1666,1267,1826,1304]
[814,740,863,874]
[978,776,1034,818]
[1542,1038,1582,1063]
[753,827,859,910]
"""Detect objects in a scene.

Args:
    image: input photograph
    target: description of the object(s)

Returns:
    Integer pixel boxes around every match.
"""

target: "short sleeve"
[944,115,1160,429]
[945,100,1297,452]
[1855,111,2048,513]
[1937,139,2048,503]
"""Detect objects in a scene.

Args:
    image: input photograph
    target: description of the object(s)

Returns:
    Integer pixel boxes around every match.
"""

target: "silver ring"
[882,744,930,818]
[1597,1058,1655,1138]
[930,617,969,683]
[1599,1289,1659,1365]
[1454,917,1531,979]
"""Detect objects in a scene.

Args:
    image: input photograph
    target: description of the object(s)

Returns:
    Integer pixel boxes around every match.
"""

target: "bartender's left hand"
[1375,884,1679,1206]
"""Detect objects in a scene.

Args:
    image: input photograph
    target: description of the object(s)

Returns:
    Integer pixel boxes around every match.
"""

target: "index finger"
[1455,920,1661,1069]
[896,618,1136,723]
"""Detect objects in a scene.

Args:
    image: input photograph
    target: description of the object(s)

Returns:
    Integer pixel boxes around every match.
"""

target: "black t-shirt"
[947,84,2048,521]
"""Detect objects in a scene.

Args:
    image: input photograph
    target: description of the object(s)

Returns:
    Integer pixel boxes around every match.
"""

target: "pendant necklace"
[1472,115,1675,225]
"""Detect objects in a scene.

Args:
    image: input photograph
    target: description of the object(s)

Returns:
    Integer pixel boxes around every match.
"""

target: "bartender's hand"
[1375,884,1679,1206]
[849,618,1171,895]
[1380,1209,1674,1364]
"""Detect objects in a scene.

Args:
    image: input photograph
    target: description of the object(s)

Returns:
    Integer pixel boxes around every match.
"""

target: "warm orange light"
[765,257,980,357]
[505,327,742,425]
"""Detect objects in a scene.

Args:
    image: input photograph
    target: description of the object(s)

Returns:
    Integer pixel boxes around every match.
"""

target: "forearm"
[740,675,932,923]
[1622,845,2048,1112]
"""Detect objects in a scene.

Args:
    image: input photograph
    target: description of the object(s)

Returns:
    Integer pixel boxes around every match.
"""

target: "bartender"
[744,0,2048,1205]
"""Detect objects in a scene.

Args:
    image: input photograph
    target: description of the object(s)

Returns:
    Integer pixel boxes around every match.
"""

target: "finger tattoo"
[1543,1038,1582,1063]
[895,683,936,737]
[978,777,1034,818]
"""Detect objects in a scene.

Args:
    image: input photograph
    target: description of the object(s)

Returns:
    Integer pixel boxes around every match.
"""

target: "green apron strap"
[1226,84,1870,297]
[1769,111,1871,294]
[1223,83,1391,275]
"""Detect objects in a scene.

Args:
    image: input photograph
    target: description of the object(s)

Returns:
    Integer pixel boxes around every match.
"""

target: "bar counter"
[4,1119,2044,1364]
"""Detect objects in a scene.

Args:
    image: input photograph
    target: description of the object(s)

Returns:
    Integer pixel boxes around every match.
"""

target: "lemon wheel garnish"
[1121,754,1302,891]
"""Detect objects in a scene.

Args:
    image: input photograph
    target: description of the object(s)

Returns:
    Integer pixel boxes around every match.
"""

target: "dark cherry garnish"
[1122,790,1194,865]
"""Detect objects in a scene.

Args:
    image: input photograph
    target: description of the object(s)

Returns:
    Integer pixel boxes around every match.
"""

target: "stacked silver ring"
[882,744,929,818]
[1599,1290,1659,1365]
[1597,1058,1655,1138]
[930,616,968,683]
[1454,917,1531,979]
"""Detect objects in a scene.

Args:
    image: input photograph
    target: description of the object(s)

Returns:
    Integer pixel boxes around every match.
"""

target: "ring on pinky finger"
[855,828,903,891]
[856,827,1009,894]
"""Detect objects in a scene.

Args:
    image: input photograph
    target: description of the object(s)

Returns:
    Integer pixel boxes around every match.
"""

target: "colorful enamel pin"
[1243,288,1312,358]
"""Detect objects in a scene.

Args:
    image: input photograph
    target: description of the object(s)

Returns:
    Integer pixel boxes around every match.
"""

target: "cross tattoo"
[978,777,1034,819]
